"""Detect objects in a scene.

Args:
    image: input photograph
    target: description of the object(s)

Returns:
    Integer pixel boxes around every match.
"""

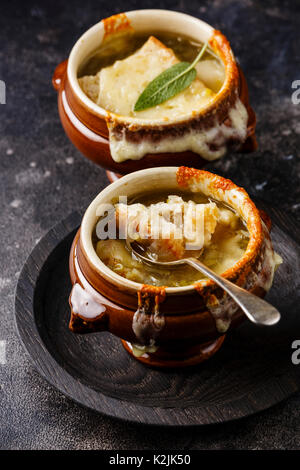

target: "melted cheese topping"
[96,196,250,286]
[78,74,100,103]
[70,282,106,319]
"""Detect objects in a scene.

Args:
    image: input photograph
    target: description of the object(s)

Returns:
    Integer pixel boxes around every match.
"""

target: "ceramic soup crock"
[53,10,257,177]
[68,167,278,368]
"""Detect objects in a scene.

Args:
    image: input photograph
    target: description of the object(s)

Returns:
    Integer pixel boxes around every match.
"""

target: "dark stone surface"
[0,0,299,450]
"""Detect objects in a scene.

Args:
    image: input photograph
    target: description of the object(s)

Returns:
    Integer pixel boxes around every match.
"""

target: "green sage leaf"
[134,42,208,111]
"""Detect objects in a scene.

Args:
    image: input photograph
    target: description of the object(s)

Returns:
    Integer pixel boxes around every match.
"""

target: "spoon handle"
[186,258,280,326]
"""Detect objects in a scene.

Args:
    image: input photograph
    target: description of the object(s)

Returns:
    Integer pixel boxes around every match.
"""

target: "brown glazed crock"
[68,167,277,368]
[53,10,257,176]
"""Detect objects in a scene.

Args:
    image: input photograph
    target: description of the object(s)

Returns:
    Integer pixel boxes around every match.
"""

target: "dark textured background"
[0,0,299,450]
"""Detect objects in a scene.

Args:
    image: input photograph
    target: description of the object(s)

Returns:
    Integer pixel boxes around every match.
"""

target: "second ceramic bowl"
[53,10,257,175]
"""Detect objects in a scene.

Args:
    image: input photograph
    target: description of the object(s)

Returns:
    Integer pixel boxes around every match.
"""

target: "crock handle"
[52,59,68,91]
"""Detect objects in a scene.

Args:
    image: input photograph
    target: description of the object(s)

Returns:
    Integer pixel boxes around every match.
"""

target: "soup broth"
[94,191,249,287]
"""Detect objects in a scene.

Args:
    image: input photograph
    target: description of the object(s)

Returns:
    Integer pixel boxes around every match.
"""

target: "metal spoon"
[127,240,281,326]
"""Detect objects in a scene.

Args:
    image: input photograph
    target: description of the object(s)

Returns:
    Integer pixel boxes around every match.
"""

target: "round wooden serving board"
[15,208,300,426]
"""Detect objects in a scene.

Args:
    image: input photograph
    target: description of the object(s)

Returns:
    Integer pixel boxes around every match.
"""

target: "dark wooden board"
[15,209,300,426]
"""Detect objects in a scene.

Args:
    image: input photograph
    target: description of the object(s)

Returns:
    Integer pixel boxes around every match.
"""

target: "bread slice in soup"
[79,36,215,119]
[77,32,248,164]
[95,194,250,287]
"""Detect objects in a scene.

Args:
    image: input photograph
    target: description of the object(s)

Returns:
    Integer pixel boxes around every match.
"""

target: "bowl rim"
[67,9,238,128]
[79,167,263,295]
